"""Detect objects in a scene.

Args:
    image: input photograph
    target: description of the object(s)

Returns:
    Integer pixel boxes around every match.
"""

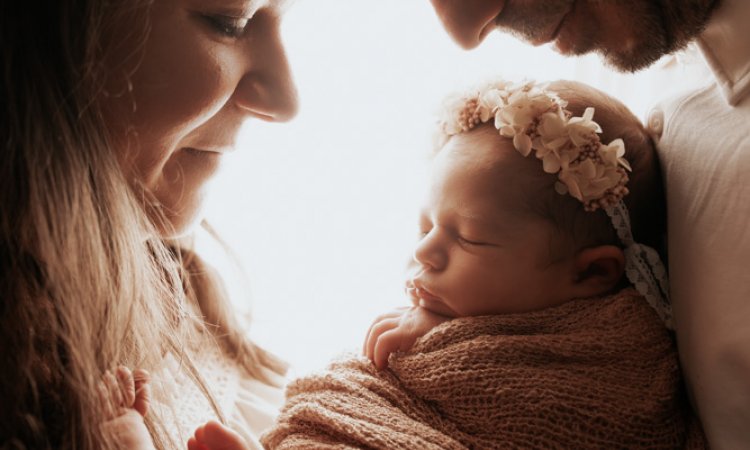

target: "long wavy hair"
[0,1,284,448]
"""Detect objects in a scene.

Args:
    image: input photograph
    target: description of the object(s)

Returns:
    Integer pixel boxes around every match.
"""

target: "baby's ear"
[571,245,625,298]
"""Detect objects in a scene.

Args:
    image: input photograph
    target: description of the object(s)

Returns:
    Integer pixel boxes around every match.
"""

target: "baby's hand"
[188,421,250,450]
[99,366,153,450]
[364,305,451,370]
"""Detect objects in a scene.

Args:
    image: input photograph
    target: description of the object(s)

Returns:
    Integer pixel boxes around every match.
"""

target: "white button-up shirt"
[650,0,750,447]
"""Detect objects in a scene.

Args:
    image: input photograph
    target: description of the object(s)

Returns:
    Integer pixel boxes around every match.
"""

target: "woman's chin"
[159,210,204,239]
[149,177,216,239]
[147,192,207,239]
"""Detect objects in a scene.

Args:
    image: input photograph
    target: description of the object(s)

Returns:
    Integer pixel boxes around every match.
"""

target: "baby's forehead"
[437,126,525,176]
[434,129,536,210]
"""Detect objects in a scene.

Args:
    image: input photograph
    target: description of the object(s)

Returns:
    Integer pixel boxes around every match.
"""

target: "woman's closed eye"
[204,14,250,39]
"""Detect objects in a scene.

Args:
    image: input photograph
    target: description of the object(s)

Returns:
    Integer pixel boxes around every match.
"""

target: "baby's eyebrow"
[455,210,482,222]
[455,211,505,230]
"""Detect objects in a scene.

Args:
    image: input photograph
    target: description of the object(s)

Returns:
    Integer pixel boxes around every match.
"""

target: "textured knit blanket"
[261,289,705,449]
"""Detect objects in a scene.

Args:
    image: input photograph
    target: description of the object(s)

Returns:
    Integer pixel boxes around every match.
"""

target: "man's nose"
[429,0,506,50]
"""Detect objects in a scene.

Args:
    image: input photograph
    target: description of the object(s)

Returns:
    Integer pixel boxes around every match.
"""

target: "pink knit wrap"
[261,289,705,449]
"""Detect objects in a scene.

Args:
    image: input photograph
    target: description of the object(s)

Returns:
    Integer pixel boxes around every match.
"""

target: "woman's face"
[104,0,298,236]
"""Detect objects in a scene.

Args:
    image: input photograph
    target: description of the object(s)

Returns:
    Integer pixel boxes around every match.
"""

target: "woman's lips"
[184,146,233,155]
[179,147,223,174]
[184,147,221,156]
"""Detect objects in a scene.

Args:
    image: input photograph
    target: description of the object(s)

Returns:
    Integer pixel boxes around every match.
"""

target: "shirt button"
[647,108,664,139]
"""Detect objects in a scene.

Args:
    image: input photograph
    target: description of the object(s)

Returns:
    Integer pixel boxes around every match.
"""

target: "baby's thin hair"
[542,81,666,253]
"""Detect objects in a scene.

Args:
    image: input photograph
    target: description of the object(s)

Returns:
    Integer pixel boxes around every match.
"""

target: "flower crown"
[437,80,632,212]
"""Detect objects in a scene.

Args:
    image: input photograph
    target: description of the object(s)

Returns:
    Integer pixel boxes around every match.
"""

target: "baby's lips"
[404,279,419,305]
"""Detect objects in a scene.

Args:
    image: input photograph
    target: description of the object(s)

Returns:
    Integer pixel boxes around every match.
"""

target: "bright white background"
[198,0,710,375]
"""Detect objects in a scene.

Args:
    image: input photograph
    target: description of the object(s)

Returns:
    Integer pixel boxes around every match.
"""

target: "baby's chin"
[418,298,458,318]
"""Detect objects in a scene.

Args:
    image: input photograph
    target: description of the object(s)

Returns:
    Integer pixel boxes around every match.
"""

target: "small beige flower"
[558,159,623,203]
[601,138,632,171]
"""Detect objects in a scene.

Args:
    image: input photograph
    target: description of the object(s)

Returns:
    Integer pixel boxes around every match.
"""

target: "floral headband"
[438,80,631,211]
[436,80,673,328]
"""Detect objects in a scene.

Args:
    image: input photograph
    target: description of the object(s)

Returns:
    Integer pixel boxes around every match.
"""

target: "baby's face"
[410,129,575,317]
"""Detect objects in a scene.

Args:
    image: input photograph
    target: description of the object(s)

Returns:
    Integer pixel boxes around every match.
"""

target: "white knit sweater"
[150,340,285,449]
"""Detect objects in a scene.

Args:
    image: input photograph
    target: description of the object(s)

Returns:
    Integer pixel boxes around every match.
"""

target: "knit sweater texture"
[261,288,705,449]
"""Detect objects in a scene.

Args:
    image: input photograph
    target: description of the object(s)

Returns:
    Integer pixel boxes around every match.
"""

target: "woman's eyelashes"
[204,14,250,38]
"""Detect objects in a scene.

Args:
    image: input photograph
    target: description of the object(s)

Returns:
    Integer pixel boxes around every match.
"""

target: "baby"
[105,79,704,449]
[363,78,671,371]
[261,79,705,449]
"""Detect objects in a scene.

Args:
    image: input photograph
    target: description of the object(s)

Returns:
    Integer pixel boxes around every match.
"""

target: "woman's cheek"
[134,54,229,138]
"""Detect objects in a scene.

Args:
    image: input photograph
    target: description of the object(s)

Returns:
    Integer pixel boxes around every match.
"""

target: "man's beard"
[600,0,720,72]
[496,0,719,73]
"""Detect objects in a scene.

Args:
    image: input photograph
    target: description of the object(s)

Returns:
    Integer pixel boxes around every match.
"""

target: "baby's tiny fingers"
[364,317,399,361]
[371,307,409,324]
[104,370,124,411]
[133,369,151,418]
[97,380,115,420]
[363,308,408,350]
[364,316,391,354]
[115,366,136,408]
[373,328,403,370]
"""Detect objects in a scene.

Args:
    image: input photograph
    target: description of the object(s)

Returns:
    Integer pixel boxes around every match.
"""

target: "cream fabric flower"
[558,159,624,203]
[601,138,632,171]
[567,107,602,146]
[535,111,581,173]
[436,79,631,211]
[496,91,554,156]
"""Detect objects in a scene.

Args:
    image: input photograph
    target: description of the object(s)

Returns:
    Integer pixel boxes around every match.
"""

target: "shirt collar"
[697,0,750,106]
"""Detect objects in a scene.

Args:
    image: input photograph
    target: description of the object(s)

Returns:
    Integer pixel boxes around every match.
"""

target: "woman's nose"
[413,229,447,271]
[234,10,299,122]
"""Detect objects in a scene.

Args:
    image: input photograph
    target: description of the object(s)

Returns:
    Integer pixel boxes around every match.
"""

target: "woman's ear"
[571,245,625,298]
